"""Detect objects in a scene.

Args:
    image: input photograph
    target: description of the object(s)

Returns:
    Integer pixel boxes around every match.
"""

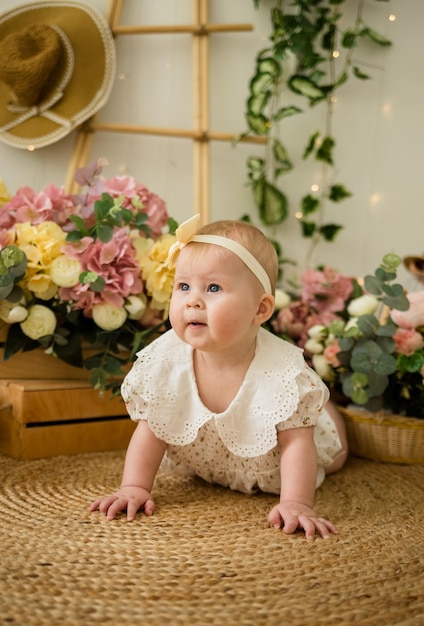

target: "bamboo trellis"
[66,0,267,223]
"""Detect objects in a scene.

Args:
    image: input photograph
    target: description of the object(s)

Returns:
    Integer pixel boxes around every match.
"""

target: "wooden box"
[0,379,136,460]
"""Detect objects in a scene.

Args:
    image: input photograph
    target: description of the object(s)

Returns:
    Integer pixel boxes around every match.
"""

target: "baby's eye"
[179,282,190,291]
[208,283,221,293]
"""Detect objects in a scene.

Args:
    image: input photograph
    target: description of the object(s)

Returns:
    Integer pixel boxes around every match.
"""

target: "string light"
[311,184,320,192]
[389,14,396,22]
[295,211,303,219]
[118,73,126,80]
[332,50,340,58]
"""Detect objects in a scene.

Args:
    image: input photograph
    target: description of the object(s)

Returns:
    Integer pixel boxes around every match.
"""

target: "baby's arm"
[89,420,167,520]
[267,427,338,539]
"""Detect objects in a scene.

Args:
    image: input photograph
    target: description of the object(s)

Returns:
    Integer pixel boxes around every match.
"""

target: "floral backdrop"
[0,159,423,418]
[0,159,176,393]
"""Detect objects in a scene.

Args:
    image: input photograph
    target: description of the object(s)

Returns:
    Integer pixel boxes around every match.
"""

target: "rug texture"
[0,451,423,626]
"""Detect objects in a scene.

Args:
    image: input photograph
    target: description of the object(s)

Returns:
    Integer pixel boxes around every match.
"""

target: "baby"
[90,215,347,538]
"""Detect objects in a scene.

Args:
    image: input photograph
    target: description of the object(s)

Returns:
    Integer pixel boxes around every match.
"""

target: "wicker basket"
[338,405,424,465]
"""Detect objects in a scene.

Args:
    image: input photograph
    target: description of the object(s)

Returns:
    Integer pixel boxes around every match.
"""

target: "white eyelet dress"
[121,328,343,494]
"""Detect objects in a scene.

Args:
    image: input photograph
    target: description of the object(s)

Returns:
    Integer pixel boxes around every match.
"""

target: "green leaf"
[316,136,335,165]
[249,72,274,96]
[257,57,281,78]
[361,27,392,47]
[274,106,302,121]
[68,214,90,236]
[272,140,292,171]
[357,315,380,336]
[303,131,320,159]
[256,181,288,226]
[96,223,114,243]
[301,194,320,216]
[288,75,327,101]
[319,223,343,241]
[300,221,316,238]
[353,66,370,80]
[247,93,270,116]
[342,29,358,48]
[246,113,269,135]
[328,184,352,202]
[247,157,264,172]
[363,275,382,295]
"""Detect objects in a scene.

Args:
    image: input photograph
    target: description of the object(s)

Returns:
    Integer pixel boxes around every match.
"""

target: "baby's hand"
[89,485,155,521]
[267,500,338,539]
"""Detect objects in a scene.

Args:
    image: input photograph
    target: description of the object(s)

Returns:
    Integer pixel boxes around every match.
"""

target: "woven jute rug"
[0,451,423,626]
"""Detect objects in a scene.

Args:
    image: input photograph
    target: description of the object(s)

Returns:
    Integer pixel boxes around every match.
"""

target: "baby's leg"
[324,401,348,475]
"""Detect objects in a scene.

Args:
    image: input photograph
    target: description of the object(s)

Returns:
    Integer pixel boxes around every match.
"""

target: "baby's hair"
[195,220,278,295]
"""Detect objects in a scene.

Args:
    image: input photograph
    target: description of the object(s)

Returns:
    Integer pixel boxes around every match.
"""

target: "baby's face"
[169,243,264,354]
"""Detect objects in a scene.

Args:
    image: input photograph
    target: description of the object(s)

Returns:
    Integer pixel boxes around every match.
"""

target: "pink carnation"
[1,185,75,227]
[393,328,424,356]
[59,228,143,313]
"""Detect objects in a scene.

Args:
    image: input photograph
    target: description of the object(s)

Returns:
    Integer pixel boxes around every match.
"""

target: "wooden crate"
[0,379,136,460]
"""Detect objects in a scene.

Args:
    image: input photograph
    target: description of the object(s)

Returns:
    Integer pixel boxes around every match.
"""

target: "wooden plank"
[0,380,127,424]
[0,405,135,460]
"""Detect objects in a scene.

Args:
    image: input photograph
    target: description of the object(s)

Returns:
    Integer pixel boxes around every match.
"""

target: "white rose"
[307,324,327,340]
[304,338,324,354]
[92,303,127,331]
[274,289,291,310]
[20,304,56,340]
[50,255,82,288]
[124,294,147,320]
[312,354,335,382]
[347,294,378,317]
[0,299,28,324]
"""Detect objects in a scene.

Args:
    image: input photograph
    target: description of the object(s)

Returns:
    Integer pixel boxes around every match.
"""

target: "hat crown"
[0,24,63,107]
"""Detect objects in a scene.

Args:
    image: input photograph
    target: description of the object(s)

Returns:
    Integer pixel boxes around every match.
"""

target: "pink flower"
[59,228,143,313]
[391,291,424,329]
[0,184,75,228]
[393,328,424,356]
[301,266,353,316]
[323,340,342,367]
[272,302,321,347]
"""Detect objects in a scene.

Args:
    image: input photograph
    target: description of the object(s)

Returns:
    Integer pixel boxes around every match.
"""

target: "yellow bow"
[166,213,201,267]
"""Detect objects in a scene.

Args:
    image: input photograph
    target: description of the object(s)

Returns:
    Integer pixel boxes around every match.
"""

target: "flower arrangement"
[272,254,424,420]
[0,159,177,393]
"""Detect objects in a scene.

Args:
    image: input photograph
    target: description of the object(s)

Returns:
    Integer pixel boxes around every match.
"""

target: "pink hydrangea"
[301,266,353,317]
[0,184,75,228]
[59,227,143,313]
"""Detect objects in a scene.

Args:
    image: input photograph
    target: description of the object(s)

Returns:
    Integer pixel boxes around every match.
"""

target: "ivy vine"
[239,0,392,264]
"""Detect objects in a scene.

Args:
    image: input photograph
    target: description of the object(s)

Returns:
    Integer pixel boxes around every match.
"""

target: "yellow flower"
[15,221,66,299]
[0,178,11,206]
[20,304,57,340]
[133,233,176,313]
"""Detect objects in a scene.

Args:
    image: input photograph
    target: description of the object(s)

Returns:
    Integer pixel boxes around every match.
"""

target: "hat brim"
[0,1,116,149]
[404,255,424,278]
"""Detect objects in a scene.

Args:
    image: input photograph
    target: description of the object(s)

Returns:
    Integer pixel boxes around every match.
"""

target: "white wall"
[0,0,421,289]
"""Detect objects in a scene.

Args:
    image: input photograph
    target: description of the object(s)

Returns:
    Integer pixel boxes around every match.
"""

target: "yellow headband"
[167,214,272,295]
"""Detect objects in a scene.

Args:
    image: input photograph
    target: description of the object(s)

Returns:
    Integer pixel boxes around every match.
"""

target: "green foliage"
[328,254,419,413]
[240,0,391,261]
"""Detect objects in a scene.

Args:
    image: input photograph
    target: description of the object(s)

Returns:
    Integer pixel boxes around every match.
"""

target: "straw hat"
[0,1,116,149]
[403,255,424,281]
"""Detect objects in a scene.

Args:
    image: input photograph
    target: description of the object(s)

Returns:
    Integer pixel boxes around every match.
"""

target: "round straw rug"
[0,452,423,626]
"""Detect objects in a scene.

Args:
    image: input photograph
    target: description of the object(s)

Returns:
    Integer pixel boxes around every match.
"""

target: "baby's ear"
[255,294,275,325]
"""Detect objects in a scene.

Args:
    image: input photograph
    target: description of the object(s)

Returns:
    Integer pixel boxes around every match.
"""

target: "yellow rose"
[92,303,127,331]
[20,304,57,340]
[50,255,82,288]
